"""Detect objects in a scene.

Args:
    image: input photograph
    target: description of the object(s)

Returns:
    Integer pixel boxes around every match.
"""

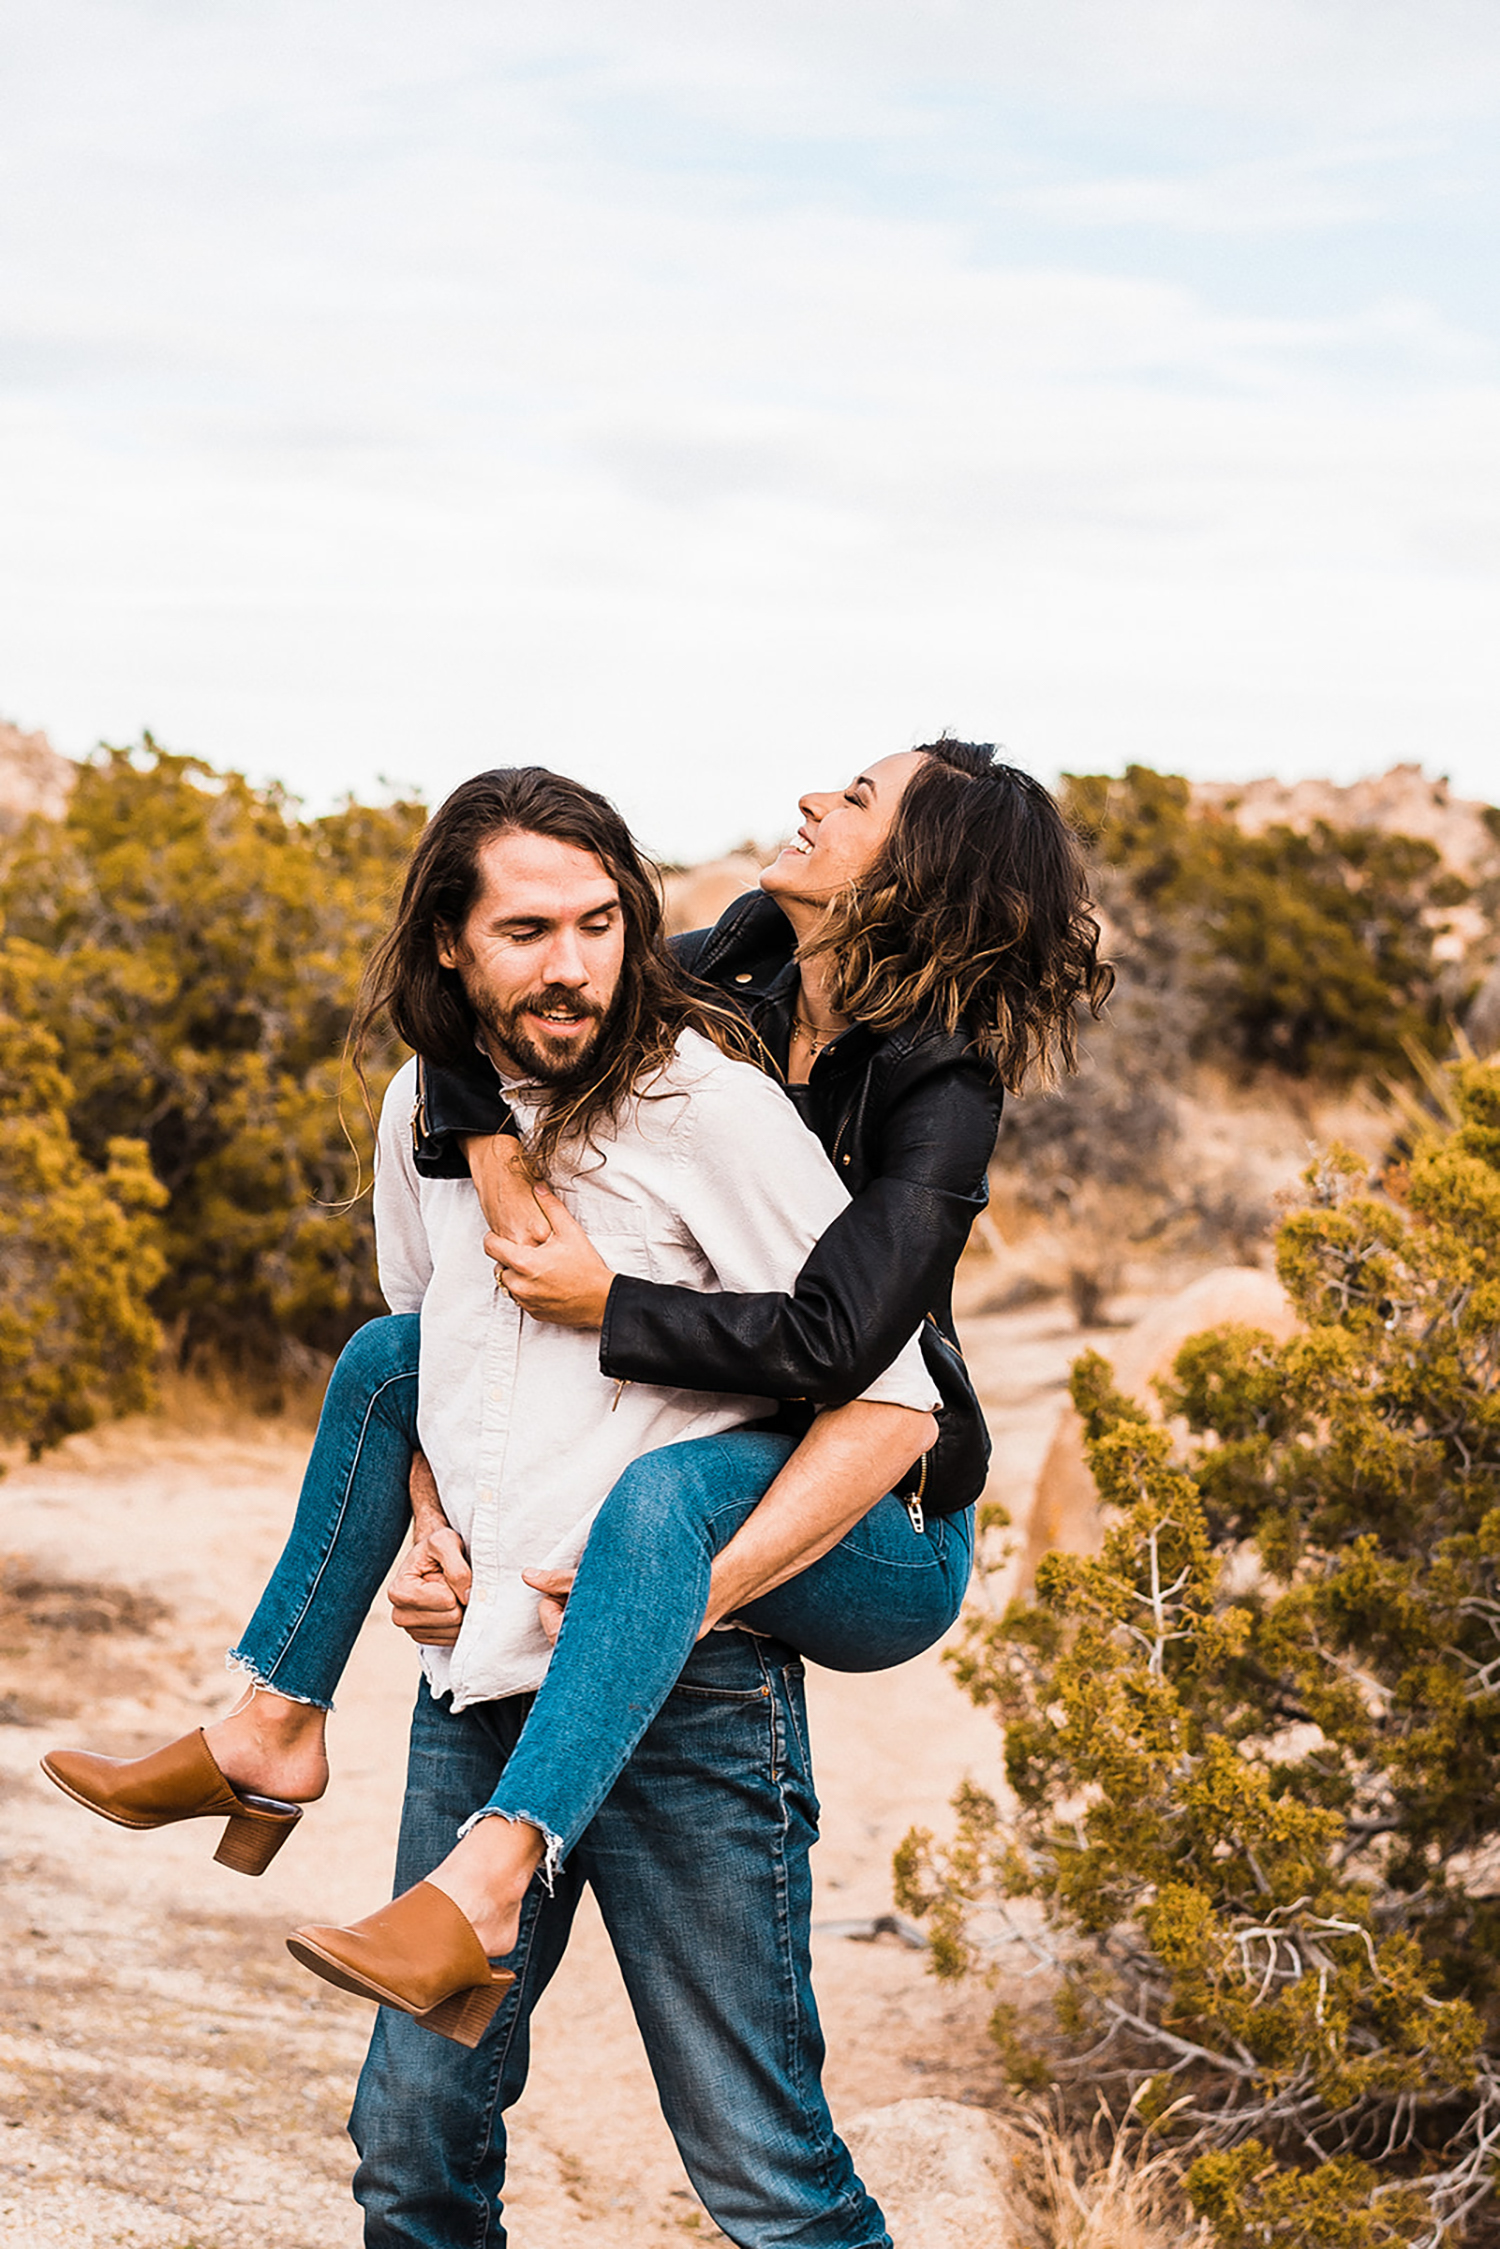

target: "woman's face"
[760,749,926,910]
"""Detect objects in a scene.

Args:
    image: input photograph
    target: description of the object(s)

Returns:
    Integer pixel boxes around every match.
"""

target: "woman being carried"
[45,736,1109,2027]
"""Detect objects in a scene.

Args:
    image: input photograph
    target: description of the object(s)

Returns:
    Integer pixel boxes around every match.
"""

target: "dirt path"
[0,1297,1109,2247]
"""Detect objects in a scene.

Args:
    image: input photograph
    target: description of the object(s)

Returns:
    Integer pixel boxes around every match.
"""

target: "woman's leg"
[205,1313,422,1800]
[427,1427,972,1951]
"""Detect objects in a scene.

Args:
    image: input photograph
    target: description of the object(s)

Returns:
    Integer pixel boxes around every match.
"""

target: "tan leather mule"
[40,1730,302,1875]
[287,1881,515,2047]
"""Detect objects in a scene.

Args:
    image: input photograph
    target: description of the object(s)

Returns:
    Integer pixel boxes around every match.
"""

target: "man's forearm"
[702,1401,937,1631]
[409,1451,449,1539]
[463,1132,550,1246]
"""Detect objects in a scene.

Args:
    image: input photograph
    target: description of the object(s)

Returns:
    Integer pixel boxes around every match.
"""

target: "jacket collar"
[689,888,796,991]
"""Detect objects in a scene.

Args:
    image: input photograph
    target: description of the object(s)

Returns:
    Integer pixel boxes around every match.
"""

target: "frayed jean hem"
[224,1648,334,1713]
[456,1804,563,1892]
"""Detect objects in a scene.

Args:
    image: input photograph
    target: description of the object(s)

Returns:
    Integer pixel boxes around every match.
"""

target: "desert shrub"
[0,741,423,1386]
[0,967,166,1456]
[1063,766,1464,1082]
[900,1062,1500,2246]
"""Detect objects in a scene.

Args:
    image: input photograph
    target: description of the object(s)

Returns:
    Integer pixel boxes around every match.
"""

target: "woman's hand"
[486,1186,617,1329]
[464,1132,551,1249]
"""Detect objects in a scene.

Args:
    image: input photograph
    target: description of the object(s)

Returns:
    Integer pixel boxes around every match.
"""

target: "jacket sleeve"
[599,1052,1002,1404]
[411,929,712,1179]
[410,1053,520,1178]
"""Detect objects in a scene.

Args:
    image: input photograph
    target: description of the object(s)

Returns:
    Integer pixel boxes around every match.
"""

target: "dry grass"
[1025,2112,1213,2249]
[147,1364,328,1441]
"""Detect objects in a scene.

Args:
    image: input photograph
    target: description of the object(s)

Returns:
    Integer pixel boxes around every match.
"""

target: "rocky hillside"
[1194,762,1499,964]
[0,720,73,836]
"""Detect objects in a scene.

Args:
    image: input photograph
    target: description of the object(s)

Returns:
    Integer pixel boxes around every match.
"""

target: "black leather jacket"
[411,890,1003,1514]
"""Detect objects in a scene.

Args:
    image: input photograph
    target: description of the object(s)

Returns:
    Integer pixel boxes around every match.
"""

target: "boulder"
[1466,961,1500,1060]
[1019,1265,1298,1586]
[842,2097,1042,2249]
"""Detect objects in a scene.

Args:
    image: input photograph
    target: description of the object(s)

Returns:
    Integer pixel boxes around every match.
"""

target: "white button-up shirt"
[374,1030,937,1709]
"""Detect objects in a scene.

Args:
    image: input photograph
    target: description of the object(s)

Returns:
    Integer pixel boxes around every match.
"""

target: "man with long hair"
[337,766,938,2246]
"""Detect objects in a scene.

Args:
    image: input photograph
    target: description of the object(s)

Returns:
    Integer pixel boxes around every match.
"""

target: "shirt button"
[478,1486,494,1504]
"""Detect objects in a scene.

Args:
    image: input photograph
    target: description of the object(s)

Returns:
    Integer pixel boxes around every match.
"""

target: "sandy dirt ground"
[0,1293,1127,2248]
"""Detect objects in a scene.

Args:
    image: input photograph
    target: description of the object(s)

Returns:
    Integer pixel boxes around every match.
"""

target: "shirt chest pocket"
[570,1208,657,1284]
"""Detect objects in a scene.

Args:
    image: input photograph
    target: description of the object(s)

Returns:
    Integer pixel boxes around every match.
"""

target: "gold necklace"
[794,1011,838,1055]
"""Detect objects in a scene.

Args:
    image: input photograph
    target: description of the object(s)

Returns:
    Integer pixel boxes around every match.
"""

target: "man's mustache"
[515,985,607,1027]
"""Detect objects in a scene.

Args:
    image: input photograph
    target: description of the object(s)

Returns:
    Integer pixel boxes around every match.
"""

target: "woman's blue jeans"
[229,1315,424,1709]
[230,1313,974,1864]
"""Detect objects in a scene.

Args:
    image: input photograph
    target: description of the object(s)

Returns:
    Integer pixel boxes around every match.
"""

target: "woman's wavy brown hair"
[805,738,1113,1091]
[350,766,755,1175]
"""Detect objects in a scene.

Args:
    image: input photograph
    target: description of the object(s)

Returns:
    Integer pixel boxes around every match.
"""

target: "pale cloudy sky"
[1,1,1497,859]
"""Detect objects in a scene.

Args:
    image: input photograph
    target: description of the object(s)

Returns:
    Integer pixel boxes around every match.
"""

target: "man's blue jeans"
[350,1644,891,2249]
[228,1316,974,2245]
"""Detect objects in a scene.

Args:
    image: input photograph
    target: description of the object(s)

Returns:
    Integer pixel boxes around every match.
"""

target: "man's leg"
[349,1680,585,2249]
[575,1631,889,2249]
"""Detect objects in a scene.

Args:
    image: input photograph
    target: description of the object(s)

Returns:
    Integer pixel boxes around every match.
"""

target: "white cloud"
[0,1,1497,856]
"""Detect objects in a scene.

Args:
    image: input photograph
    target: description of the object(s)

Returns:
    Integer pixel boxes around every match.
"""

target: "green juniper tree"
[899,1062,1500,2247]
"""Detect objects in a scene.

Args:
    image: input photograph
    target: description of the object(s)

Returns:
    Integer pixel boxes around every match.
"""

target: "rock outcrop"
[1020,1266,1299,1586]
[1194,764,1499,965]
[0,720,74,836]
[1193,763,1496,877]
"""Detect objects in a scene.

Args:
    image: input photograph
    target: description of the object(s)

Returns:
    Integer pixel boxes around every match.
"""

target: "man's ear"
[435,923,462,972]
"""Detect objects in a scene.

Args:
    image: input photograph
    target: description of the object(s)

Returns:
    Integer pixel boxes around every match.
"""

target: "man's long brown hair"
[804,738,1113,1092]
[350,767,753,1175]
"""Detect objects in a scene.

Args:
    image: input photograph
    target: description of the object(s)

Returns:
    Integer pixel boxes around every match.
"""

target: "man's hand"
[522,1566,575,1646]
[487,1187,616,1329]
[389,1525,473,1646]
[464,1132,551,1249]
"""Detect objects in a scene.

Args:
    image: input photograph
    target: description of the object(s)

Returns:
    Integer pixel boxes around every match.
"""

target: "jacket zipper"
[906,1449,927,1535]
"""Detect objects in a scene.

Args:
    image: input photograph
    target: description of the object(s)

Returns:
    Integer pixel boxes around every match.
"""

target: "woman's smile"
[761,748,926,914]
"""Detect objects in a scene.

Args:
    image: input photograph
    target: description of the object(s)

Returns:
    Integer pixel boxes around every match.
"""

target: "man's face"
[437,830,626,1084]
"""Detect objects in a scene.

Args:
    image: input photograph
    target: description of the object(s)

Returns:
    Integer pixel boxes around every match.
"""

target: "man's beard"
[468,979,614,1087]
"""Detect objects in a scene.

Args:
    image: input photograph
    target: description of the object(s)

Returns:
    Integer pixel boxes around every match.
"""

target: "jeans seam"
[464,1895,546,2247]
[763,1642,851,2221]
[252,1366,417,1691]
